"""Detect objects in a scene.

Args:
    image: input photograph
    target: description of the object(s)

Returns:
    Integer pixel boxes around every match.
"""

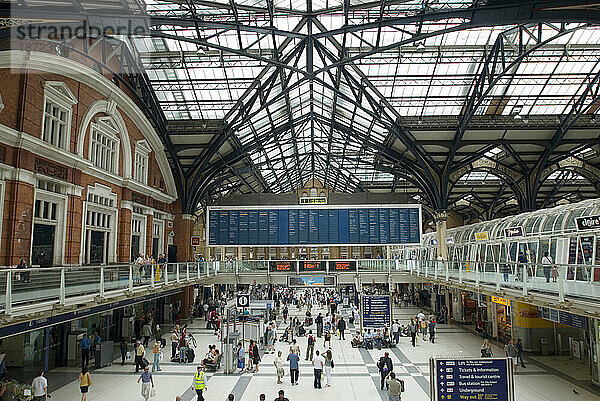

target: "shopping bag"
[151,387,157,397]
[159,352,164,362]
[126,351,132,361]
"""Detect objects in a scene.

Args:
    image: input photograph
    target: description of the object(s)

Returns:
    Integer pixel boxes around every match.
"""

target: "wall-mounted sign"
[269,261,294,272]
[504,227,524,238]
[299,196,327,204]
[446,237,454,244]
[361,295,392,329]
[432,358,514,401]
[236,294,250,308]
[191,236,202,246]
[299,260,327,272]
[331,260,356,271]
[492,296,509,306]
[475,231,489,241]
[576,215,600,231]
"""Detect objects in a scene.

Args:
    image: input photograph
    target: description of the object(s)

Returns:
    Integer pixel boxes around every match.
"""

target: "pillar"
[434,211,448,261]
[173,212,194,262]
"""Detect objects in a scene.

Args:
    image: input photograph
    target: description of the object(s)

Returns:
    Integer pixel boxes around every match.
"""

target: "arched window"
[89,117,120,174]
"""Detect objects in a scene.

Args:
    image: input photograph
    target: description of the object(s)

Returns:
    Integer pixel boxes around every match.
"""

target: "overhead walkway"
[2,259,600,327]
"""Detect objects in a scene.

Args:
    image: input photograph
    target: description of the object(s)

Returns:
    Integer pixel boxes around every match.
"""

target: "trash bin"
[95,341,114,368]
[541,338,549,356]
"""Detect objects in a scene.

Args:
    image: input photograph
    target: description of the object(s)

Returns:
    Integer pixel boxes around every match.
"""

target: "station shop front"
[0,291,192,384]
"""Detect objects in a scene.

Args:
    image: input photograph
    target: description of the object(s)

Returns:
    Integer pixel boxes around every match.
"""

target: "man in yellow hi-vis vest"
[193,365,207,401]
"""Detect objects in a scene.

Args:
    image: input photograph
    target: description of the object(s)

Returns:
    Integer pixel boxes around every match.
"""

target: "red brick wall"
[0,60,180,265]
[1,180,34,266]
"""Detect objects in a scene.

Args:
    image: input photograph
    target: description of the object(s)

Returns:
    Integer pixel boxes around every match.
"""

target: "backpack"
[308,336,314,345]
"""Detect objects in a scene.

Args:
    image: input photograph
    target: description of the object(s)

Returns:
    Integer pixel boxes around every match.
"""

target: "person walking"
[170,329,179,360]
[312,350,324,389]
[237,342,245,372]
[428,319,436,344]
[338,317,346,340]
[420,319,428,341]
[274,351,284,384]
[179,337,188,364]
[142,321,152,347]
[193,366,207,401]
[323,330,331,348]
[409,319,417,347]
[135,341,145,373]
[385,372,403,401]
[32,371,47,401]
[306,331,315,361]
[323,349,334,387]
[251,340,260,373]
[155,325,163,342]
[287,348,300,385]
[377,352,393,390]
[137,366,154,401]
[505,339,519,373]
[120,338,128,365]
[392,320,400,345]
[516,338,526,368]
[315,313,323,337]
[81,334,91,367]
[541,252,553,283]
[152,340,162,372]
[78,366,92,401]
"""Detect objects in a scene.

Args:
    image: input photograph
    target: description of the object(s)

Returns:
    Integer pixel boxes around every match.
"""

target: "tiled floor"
[48,306,600,401]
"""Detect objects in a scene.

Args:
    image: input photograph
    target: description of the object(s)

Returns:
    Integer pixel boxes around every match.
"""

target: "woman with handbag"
[323,349,334,387]
[78,366,92,401]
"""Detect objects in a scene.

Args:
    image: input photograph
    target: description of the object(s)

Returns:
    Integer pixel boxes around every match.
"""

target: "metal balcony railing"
[1,259,599,316]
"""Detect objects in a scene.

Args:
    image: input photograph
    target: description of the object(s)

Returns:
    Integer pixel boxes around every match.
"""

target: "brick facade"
[0,50,187,266]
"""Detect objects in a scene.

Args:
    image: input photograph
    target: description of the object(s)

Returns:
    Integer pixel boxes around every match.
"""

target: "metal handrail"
[2,258,600,317]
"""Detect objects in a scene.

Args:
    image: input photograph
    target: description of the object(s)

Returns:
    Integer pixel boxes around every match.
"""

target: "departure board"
[207,205,421,246]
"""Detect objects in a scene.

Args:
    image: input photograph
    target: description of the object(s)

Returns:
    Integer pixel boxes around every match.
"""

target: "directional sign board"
[236,294,250,308]
[361,295,392,329]
[431,358,514,401]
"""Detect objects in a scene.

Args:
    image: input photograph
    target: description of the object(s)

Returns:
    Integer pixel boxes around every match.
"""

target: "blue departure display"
[207,206,421,246]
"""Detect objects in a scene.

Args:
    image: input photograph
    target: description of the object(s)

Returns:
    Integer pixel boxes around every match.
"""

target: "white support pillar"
[100,266,105,296]
[128,264,133,291]
[5,271,12,315]
[434,211,449,261]
[59,269,66,305]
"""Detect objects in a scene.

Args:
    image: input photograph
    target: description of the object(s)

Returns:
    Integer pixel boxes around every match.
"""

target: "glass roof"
[118,0,600,206]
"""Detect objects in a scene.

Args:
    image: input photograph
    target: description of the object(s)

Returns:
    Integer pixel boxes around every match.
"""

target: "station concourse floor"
[47,306,600,401]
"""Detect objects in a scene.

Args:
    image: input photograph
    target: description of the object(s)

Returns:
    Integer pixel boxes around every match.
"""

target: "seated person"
[298,324,306,337]
[374,330,383,349]
[351,332,363,348]
[364,329,374,349]
[203,349,219,366]
[382,328,391,347]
